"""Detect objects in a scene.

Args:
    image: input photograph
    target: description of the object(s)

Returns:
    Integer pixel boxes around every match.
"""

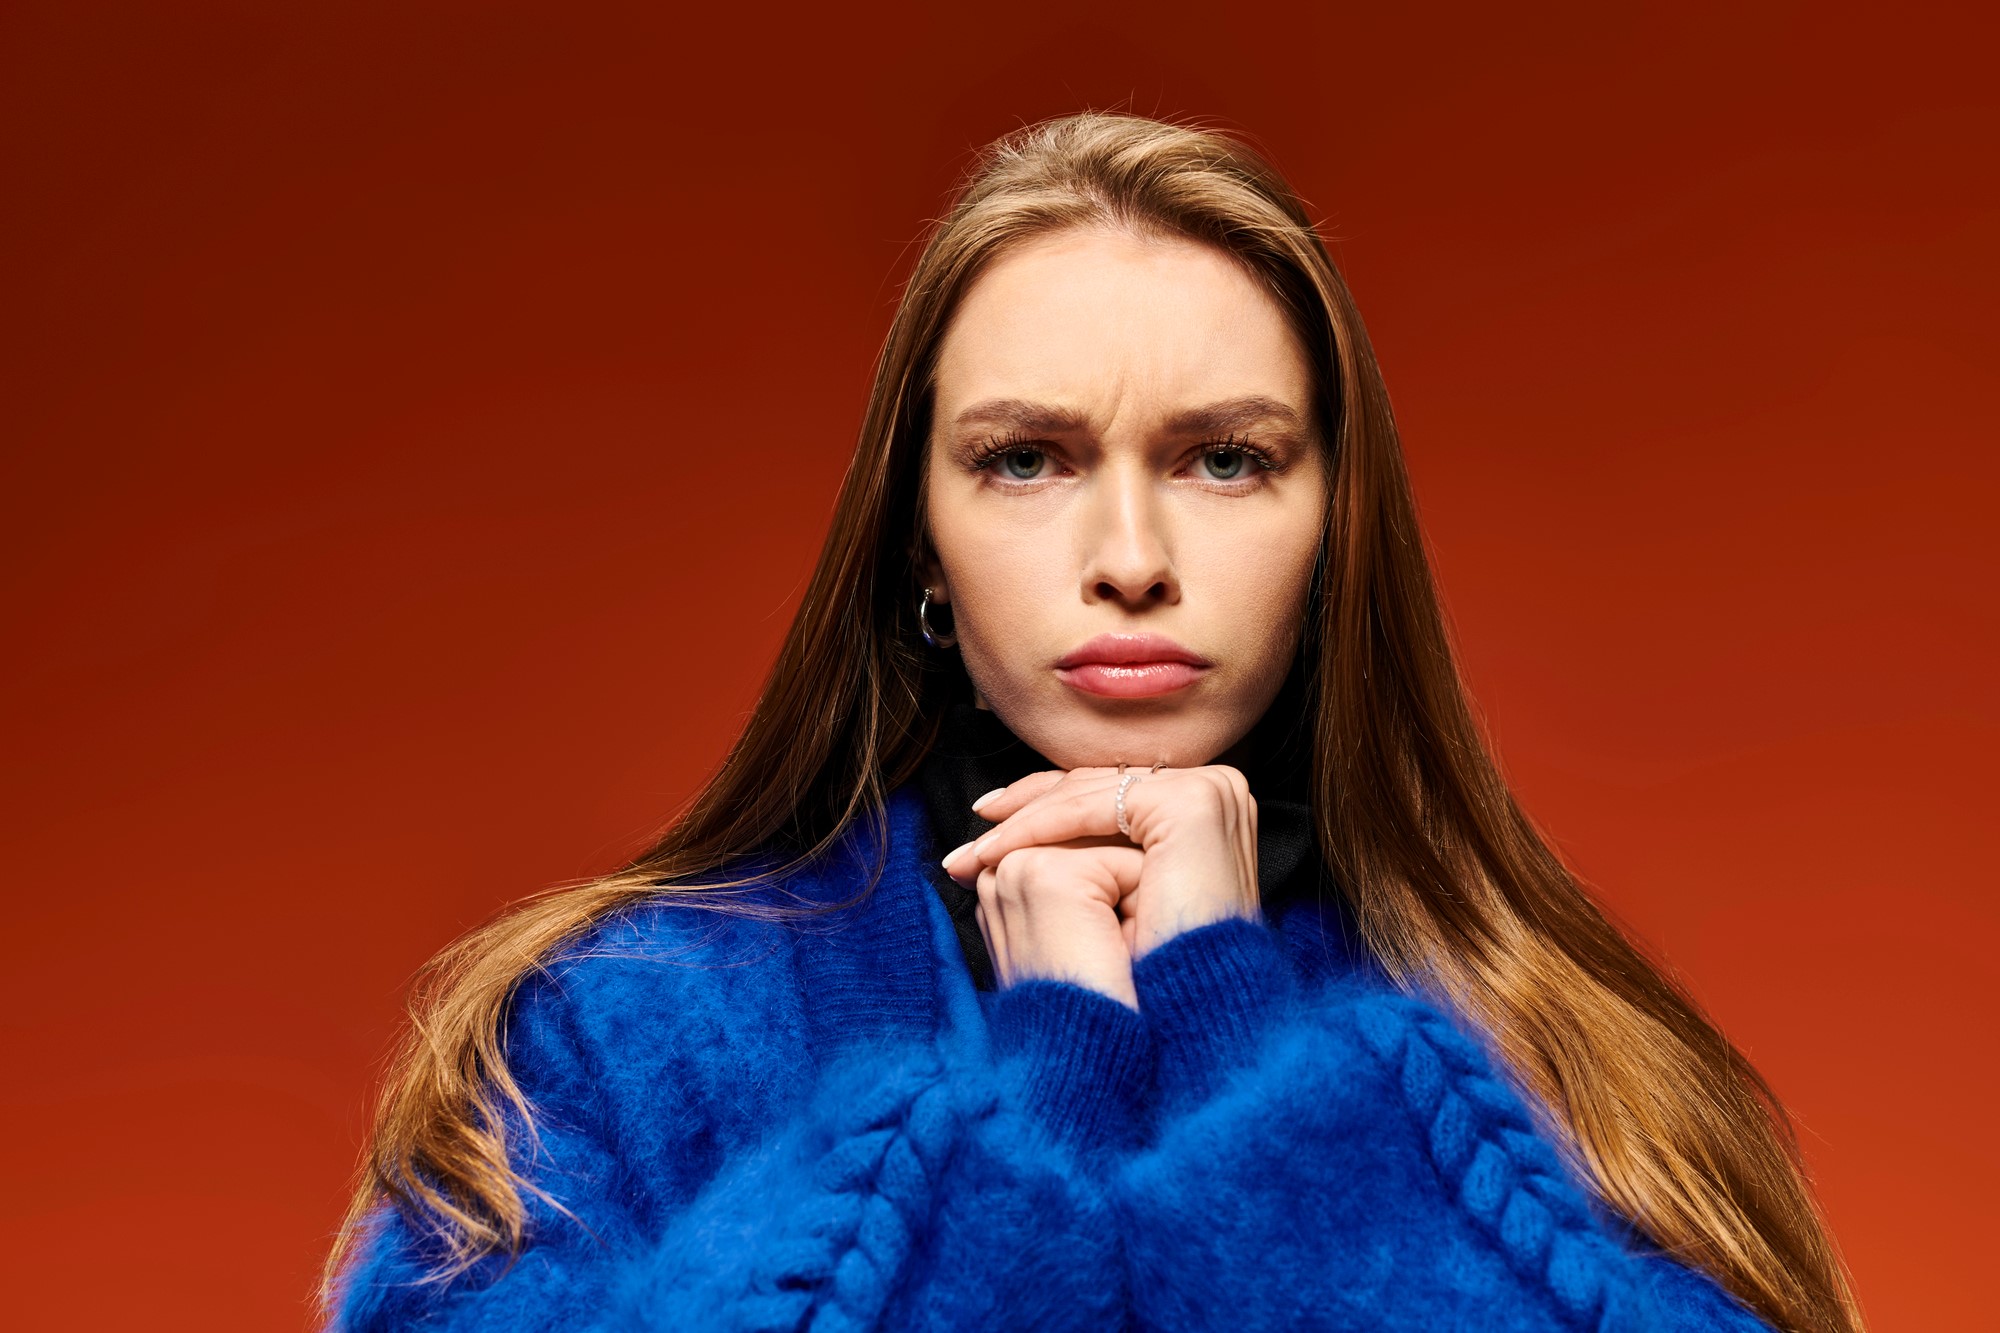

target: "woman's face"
[922,225,1329,769]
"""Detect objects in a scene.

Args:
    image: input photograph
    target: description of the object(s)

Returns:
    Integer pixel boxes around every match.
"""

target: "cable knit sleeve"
[326,910,1128,1333]
[983,978,1155,1155]
[1115,917,1778,1332]
[1132,914,1296,1111]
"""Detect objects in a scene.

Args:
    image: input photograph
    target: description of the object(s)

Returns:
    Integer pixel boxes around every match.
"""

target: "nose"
[1079,462,1178,608]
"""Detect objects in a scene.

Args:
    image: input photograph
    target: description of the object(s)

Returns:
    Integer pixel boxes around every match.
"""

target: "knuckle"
[992,856,1032,902]
[1193,775,1231,816]
[1006,844,1057,877]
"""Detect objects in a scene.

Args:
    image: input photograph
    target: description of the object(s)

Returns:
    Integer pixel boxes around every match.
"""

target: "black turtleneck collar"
[912,696,1328,992]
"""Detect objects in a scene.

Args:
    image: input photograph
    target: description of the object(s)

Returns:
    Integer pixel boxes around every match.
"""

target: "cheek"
[947,579,1056,721]
[935,523,1049,662]
[1184,511,1323,660]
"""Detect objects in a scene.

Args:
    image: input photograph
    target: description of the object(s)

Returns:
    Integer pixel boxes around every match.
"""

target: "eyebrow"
[1163,395,1307,437]
[949,394,1307,438]
[949,398,1091,435]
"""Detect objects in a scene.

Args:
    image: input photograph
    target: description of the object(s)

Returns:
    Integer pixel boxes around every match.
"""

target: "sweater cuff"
[1132,916,1295,1108]
[987,979,1155,1152]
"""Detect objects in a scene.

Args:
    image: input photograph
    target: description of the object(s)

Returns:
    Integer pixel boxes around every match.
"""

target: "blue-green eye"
[973,438,1270,486]
[967,435,1057,483]
[1200,448,1247,480]
[1000,448,1046,479]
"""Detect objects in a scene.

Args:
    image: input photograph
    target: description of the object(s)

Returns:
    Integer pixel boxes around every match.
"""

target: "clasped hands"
[940,764,1260,1011]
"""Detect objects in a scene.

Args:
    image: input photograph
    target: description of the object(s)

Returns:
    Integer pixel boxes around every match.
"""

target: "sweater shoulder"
[545,884,799,985]
[522,875,801,1010]
[502,879,817,1155]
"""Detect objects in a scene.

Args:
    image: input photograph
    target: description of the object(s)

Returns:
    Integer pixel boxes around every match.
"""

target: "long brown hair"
[320,111,1862,1332]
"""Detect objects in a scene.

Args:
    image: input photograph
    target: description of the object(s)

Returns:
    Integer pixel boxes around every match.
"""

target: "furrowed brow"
[944,393,1309,444]
[949,398,1093,435]
[1162,395,1307,436]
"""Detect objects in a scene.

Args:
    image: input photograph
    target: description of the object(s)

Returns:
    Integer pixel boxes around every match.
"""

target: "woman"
[320,112,1862,1331]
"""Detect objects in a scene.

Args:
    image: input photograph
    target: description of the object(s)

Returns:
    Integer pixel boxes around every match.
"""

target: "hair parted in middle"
[322,110,1863,1333]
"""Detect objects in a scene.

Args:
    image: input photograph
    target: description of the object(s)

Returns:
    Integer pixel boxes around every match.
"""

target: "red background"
[4,3,1994,1328]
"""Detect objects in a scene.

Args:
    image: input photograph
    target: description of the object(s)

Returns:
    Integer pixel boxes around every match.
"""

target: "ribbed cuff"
[987,979,1155,1152]
[1132,917,1295,1108]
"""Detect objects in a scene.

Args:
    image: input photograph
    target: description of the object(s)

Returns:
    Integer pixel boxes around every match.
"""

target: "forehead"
[931,227,1312,420]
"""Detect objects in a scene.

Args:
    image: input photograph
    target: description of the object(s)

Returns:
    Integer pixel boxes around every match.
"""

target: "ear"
[913,536,949,603]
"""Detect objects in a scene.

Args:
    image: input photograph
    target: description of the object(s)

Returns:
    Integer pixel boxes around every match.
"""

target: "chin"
[1027,705,1241,771]
[973,670,1260,770]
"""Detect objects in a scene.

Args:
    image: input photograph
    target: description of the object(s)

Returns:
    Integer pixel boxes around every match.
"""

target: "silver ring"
[1115,767,1140,838]
[1114,759,1167,838]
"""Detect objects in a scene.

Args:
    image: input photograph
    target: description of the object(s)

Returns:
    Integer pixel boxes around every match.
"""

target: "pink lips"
[1054,633,1212,699]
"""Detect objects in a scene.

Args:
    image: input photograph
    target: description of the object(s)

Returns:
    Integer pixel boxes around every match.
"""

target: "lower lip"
[1055,662,1209,698]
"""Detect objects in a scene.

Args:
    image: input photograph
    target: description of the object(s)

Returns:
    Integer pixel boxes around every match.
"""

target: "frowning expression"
[921,225,1330,768]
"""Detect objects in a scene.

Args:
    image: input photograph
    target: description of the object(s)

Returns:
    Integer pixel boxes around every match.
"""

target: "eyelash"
[965,431,1281,484]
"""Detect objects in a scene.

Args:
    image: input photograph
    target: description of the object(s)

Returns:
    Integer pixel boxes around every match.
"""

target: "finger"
[967,766,1109,822]
[944,769,1113,879]
[975,897,1000,976]
[943,775,1087,886]
[975,866,1008,980]
[949,773,1143,873]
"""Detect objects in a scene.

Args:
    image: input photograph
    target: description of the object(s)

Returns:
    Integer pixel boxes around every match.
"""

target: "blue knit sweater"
[329,781,1774,1331]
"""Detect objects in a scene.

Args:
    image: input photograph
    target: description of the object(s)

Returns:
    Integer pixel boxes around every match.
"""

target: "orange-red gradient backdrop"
[4,3,1994,1328]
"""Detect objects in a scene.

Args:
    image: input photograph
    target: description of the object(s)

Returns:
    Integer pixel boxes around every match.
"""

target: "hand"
[941,764,1262,971]
[942,812,1144,1009]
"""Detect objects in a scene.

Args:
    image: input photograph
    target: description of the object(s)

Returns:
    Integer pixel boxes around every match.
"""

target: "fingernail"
[972,835,994,858]
[970,787,1006,812]
[942,840,976,868]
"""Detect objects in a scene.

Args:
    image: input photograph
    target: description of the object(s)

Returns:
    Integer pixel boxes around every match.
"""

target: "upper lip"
[1055,633,1211,669]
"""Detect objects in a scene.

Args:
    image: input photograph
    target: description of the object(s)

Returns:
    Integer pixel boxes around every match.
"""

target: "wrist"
[1131,916,1295,1109]
[988,978,1155,1152]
